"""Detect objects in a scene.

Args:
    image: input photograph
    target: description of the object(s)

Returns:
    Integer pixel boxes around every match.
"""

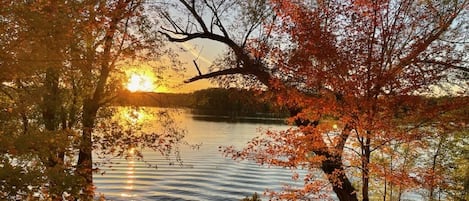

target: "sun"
[124,65,169,93]
[126,73,155,92]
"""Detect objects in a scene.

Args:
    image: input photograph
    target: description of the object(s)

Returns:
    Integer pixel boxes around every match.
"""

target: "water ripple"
[95,114,302,201]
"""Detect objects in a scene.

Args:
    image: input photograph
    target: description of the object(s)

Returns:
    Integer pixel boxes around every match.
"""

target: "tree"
[1,0,183,200]
[1,1,84,199]
[417,104,469,201]
[159,0,468,200]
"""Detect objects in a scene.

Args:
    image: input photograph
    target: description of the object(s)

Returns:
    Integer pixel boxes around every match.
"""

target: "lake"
[93,108,306,201]
[93,108,424,201]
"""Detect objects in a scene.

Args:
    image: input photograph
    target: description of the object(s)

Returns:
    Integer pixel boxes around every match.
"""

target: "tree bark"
[43,68,60,131]
[430,136,444,201]
[43,68,63,167]
[362,136,371,201]
[42,68,66,201]
[321,157,358,201]
[297,115,358,201]
[76,99,98,200]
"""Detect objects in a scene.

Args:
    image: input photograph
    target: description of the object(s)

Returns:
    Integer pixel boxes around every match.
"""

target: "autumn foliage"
[227,0,468,200]
[160,0,468,200]
[1,0,467,200]
[0,0,182,200]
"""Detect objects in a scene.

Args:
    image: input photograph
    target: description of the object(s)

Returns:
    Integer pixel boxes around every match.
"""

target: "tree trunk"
[398,185,403,201]
[42,68,66,201]
[430,136,444,201]
[382,153,389,201]
[21,112,28,134]
[362,137,371,201]
[295,112,357,201]
[321,157,358,201]
[43,68,60,132]
[43,68,62,168]
[384,179,387,201]
[390,154,393,201]
[76,99,98,200]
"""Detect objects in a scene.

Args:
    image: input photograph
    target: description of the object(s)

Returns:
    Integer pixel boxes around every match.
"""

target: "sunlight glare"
[119,107,152,125]
[127,73,155,92]
[128,147,136,155]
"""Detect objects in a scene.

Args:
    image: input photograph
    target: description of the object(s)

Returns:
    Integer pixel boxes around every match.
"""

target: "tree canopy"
[0,0,183,200]
[1,0,467,200]
[159,0,468,200]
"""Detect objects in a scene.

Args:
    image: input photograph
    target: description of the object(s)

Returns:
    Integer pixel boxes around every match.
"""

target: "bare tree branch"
[203,0,229,38]
[160,11,185,33]
[416,59,469,73]
[184,67,245,83]
[159,0,275,87]
[179,0,208,33]
[193,60,202,76]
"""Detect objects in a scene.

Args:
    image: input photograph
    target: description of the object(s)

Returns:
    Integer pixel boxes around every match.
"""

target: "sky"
[163,39,226,93]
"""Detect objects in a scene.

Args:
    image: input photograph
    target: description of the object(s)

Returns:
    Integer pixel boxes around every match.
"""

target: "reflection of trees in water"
[191,88,288,117]
[191,114,286,125]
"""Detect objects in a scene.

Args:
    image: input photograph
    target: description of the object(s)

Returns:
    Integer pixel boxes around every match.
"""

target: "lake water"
[93,109,305,201]
[93,108,424,201]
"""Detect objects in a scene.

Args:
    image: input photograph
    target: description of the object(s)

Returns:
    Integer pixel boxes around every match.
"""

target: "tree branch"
[193,60,202,76]
[158,27,272,84]
[159,1,272,86]
[184,68,246,83]
[393,6,462,76]
[416,59,468,73]
[158,28,237,48]
[179,0,208,33]
[336,124,352,154]
[203,0,229,38]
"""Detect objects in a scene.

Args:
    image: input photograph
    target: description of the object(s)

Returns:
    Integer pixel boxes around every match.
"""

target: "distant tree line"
[116,88,289,117]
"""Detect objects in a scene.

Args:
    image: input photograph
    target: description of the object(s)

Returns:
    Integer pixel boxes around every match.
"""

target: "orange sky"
[122,39,225,94]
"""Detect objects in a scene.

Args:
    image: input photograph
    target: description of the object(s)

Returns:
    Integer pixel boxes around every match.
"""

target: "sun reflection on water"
[122,156,136,198]
[128,147,136,155]
[114,107,154,127]
[112,107,179,135]
[97,107,190,200]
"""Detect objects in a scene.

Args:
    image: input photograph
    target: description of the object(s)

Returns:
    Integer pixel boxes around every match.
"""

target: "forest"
[1,0,468,201]
[116,88,289,117]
